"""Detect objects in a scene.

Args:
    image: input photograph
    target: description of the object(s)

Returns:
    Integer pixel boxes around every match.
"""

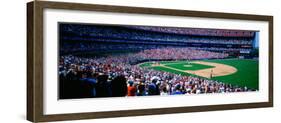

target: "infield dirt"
[154,61,237,78]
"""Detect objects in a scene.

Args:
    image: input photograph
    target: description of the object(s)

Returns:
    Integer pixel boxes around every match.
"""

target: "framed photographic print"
[27,0,273,122]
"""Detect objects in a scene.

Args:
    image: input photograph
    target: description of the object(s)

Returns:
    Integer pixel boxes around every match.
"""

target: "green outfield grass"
[204,59,259,90]
[139,59,259,90]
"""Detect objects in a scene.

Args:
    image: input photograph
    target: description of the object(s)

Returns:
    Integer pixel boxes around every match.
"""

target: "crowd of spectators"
[60,41,251,56]
[128,26,255,37]
[133,48,228,62]
[188,38,252,45]
[193,47,251,52]
[61,35,252,45]
[59,48,255,99]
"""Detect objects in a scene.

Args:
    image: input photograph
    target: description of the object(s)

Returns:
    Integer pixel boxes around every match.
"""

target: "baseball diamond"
[139,59,258,90]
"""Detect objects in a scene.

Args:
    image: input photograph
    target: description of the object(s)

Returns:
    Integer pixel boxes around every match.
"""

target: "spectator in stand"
[148,79,160,95]
[127,81,136,96]
[137,82,146,96]
[172,84,183,95]
[111,75,128,97]
[95,74,111,97]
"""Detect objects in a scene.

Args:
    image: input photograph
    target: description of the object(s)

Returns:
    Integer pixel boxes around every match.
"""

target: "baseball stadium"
[58,23,259,99]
